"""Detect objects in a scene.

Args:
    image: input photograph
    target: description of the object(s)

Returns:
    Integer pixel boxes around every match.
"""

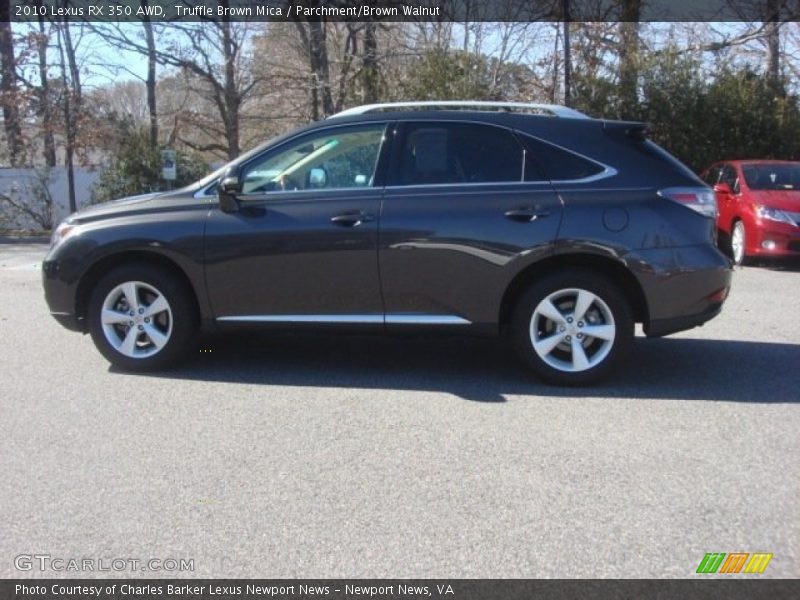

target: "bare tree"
[55,19,77,212]
[361,22,379,104]
[0,3,25,166]
[141,0,159,149]
[94,9,262,160]
[36,12,56,167]
[293,16,335,119]
[550,22,561,104]
[618,0,641,117]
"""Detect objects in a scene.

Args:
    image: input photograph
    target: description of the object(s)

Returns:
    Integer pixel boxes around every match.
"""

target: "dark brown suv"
[43,101,732,385]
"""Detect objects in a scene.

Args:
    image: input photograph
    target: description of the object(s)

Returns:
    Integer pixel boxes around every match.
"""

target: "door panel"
[205,190,382,319]
[203,122,390,321]
[378,120,562,330]
[379,184,562,329]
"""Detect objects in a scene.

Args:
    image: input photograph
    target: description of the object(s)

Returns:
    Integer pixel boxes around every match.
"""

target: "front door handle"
[504,208,550,222]
[331,212,373,227]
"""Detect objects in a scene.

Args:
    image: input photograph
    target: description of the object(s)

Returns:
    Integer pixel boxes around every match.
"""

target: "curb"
[0,235,50,244]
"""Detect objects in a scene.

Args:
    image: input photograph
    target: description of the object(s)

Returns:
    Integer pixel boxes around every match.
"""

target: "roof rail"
[330,101,590,120]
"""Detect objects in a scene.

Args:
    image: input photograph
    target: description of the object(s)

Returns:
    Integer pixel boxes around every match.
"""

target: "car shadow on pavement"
[127,332,800,404]
[749,258,800,272]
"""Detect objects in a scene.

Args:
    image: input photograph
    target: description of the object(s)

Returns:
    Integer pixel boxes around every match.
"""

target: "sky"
[11,21,790,93]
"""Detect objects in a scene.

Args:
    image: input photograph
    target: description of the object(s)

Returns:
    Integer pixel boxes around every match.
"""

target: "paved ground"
[0,243,798,578]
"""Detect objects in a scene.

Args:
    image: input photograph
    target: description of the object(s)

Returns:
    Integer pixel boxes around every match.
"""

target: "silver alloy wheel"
[100,281,173,358]
[529,288,616,373]
[731,221,746,265]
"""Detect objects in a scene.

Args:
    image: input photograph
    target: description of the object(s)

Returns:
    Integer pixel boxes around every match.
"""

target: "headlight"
[50,221,76,248]
[754,205,796,226]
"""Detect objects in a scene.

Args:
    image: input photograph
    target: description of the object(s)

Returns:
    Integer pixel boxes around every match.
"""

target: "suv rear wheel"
[87,264,197,371]
[511,269,634,385]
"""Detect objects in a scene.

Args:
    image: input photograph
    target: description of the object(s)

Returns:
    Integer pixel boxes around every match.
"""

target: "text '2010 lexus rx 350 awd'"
[43,101,732,385]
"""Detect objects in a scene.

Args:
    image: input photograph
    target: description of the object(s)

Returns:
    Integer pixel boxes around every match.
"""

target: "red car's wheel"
[730,220,749,266]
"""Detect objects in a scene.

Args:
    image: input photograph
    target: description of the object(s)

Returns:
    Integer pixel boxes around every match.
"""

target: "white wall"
[0,167,100,229]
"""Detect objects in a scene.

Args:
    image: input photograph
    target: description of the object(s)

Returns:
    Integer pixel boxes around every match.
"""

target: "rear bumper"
[49,311,84,332]
[629,244,732,337]
[644,302,723,337]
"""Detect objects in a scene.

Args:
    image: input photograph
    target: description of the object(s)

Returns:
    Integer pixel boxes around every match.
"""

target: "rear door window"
[389,122,524,186]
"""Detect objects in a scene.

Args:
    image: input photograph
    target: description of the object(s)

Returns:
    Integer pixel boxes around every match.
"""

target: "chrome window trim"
[386,119,617,188]
[384,181,552,191]
[515,130,619,184]
[195,117,619,197]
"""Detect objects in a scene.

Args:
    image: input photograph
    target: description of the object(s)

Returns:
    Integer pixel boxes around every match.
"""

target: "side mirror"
[713,182,732,195]
[217,170,241,213]
[308,167,327,188]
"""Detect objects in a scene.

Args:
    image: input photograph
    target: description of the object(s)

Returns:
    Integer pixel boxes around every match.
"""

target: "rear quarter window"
[521,135,606,181]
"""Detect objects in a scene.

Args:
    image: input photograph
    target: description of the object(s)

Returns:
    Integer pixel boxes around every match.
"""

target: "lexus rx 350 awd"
[43,102,732,385]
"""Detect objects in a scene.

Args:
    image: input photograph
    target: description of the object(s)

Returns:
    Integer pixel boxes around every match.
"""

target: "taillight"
[658,187,717,219]
[707,287,729,303]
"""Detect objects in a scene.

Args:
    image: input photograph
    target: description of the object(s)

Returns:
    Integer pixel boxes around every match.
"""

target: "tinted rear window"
[521,135,605,181]
[391,122,524,186]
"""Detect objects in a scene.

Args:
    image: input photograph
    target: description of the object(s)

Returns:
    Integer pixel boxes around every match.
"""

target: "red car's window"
[742,164,800,190]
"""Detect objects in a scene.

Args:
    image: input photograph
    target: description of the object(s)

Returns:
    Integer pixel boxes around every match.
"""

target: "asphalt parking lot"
[0,242,798,578]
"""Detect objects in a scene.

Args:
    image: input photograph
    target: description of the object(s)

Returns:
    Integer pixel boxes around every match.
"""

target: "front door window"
[240,124,387,195]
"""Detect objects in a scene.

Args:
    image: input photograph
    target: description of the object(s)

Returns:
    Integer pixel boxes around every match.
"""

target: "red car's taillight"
[658,187,717,219]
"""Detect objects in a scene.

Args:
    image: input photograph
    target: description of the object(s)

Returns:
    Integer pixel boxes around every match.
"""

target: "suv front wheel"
[87,264,197,371]
[511,269,634,385]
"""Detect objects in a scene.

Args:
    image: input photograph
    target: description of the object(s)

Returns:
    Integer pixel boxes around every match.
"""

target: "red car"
[701,160,800,265]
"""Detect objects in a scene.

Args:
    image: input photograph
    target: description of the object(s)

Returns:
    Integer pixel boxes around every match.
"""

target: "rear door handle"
[331,212,373,227]
[504,208,550,222]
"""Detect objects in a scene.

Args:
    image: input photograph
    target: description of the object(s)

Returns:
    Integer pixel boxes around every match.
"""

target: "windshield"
[742,164,800,191]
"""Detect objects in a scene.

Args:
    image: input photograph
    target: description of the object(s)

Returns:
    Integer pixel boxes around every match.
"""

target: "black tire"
[716,228,731,258]
[87,264,198,371]
[510,269,634,386]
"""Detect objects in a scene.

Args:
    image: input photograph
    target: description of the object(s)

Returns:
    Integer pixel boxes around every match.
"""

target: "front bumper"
[747,220,800,258]
[42,256,84,332]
